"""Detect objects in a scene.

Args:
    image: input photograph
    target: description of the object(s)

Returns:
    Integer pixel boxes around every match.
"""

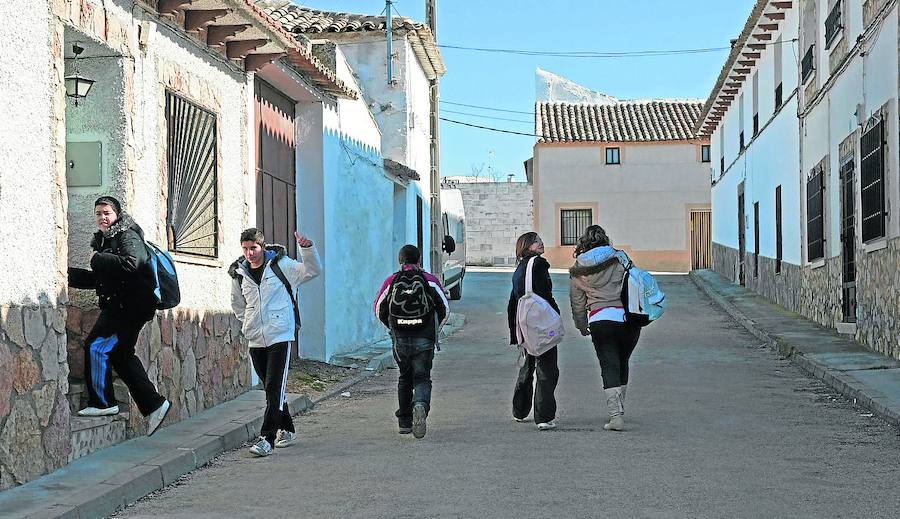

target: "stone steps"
[67,381,132,414]
[69,412,130,462]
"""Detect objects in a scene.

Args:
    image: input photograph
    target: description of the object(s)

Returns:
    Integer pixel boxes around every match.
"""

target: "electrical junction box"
[66,141,102,187]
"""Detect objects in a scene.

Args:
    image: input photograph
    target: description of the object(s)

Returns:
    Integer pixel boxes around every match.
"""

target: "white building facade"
[699,0,900,360]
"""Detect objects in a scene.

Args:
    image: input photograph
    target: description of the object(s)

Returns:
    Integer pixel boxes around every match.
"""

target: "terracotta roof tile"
[257,1,446,79]
[537,100,703,143]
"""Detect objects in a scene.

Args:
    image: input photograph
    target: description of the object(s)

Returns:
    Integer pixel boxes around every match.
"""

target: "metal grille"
[825,0,843,48]
[840,157,857,322]
[775,186,783,273]
[166,92,218,258]
[806,167,825,262]
[860,117,885,242]
[801,45,815,83]
[560,209,592,246]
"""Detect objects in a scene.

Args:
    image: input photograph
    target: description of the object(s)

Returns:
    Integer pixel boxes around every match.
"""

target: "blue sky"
[302,0,757,180]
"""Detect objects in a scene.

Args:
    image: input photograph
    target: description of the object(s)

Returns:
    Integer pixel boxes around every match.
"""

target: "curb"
[688,271,900,430]
[4,394,312,519]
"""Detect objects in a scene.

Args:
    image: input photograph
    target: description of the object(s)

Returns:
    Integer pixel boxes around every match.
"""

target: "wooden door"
[690,210,711,270]
[254,78,297,258]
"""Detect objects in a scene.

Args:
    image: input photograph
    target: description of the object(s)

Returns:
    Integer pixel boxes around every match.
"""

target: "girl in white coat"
[230,228,321,457]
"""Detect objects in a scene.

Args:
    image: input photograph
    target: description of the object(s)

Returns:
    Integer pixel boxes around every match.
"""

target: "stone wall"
[712,242,741,283]
[856,237,900,359]
[0,304,70,490]
[65,308,251,436]
[711,240,900,361]
[456,182,533,266]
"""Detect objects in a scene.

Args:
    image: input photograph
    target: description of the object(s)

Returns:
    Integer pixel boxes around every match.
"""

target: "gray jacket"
[569,246,626,335]
[229,244,321,348]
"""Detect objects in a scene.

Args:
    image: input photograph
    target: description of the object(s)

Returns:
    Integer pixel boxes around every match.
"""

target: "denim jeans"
[392,336,435,425]
[512,346,559,424]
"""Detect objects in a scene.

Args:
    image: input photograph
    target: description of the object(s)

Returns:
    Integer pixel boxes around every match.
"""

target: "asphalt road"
[117,272,900,519]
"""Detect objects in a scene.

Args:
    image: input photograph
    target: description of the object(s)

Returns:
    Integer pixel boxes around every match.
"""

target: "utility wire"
[441,118,545,138]
[437,44,731,57]
[440,100,534,115]
[440,108,533,124]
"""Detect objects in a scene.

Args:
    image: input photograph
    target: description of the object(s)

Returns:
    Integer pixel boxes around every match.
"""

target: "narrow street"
[118,273,900,518]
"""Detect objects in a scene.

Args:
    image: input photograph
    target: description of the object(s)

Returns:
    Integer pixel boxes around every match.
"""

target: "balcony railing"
[825,0,843,48]
[801,45,815,83]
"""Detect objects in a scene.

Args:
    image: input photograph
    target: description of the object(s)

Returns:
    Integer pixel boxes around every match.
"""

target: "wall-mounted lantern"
[65,44,95,106]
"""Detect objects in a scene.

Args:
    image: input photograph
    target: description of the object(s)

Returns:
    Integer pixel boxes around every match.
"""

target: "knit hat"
[94,196,122,215]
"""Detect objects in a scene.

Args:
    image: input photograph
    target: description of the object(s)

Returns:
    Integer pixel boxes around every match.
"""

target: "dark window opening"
[753,202,760,278]
[825,0,843,49]
[605,147,621,165]
[165,91,218,258]
[753,113,759,137]
[801,45,815,83]
[806,166,825,262]
[560,209,592,246]
[416,196,424,254]
[739,131,745,151]
[701,145,711,163]
[775,83,783,110]
[775,186,783,273]
[861,117,886,242]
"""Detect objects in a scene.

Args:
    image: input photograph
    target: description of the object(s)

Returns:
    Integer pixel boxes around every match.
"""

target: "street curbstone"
[58,482,124,519]
[205,423,252,451]
[143,448,197,487]
[23,504,79,519]
[190,435,225,468]
[104,465,165,510]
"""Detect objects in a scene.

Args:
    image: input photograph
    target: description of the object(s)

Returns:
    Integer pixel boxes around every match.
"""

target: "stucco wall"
[456,182,534,266]
[534,141,710,271]
[332,35,433,270]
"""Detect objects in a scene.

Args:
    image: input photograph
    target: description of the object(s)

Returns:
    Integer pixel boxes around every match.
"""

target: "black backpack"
[388,269,434,330]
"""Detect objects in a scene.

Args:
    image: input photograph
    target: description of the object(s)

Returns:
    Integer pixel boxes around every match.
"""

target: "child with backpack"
[374,245,448,439]
[568,225,644,431]
[229,228,321,457]
[507,232,562,431]
[67,196,171,435]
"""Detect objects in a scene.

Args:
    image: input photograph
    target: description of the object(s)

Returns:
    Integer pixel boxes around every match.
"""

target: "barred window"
[560,209,592,246]
[806,166,825,262]
[860,117,885,242]
[166,92,219,258]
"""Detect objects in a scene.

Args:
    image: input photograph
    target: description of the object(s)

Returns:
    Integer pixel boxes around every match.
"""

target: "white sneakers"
[249,437,273,457]
[77,405,120,417]
[536,420,558,431]
[275,430,298,448]
[147,400,170,436]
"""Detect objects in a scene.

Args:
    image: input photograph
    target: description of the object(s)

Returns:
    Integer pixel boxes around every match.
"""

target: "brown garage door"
[254,78,297,258]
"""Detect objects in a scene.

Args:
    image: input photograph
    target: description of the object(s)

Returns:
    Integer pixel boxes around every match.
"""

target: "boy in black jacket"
[373,245,448,438]
[68,196,170,435]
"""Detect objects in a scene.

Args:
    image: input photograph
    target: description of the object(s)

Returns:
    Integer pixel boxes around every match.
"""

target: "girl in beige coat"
[569,225,640,431]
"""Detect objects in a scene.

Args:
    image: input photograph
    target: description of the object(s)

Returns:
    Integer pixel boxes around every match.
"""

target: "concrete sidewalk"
[690,269,900,430]
[0,390,317,519]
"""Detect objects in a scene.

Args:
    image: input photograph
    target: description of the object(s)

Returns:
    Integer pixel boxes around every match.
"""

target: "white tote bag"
[515,257,565,356]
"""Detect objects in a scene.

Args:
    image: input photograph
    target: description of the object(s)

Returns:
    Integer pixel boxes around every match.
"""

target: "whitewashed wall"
[710,6,801,265]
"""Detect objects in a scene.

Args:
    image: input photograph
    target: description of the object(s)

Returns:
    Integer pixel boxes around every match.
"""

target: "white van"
[440,188,466,300]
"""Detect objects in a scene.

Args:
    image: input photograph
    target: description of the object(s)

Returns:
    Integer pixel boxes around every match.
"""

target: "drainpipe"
[386,0,393,84]
[427,0,443,278]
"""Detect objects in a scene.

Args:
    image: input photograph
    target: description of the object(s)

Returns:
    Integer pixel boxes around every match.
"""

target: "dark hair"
[94,196,122,214]
[240,228,265,245]
[573,225,610,257]
[515,232,540,263]
[398,244,421,265]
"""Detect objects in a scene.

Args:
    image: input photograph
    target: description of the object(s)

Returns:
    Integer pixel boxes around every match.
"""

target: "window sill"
[171,252,223,268]
[808,259,826,270]
[864,239,888,253]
